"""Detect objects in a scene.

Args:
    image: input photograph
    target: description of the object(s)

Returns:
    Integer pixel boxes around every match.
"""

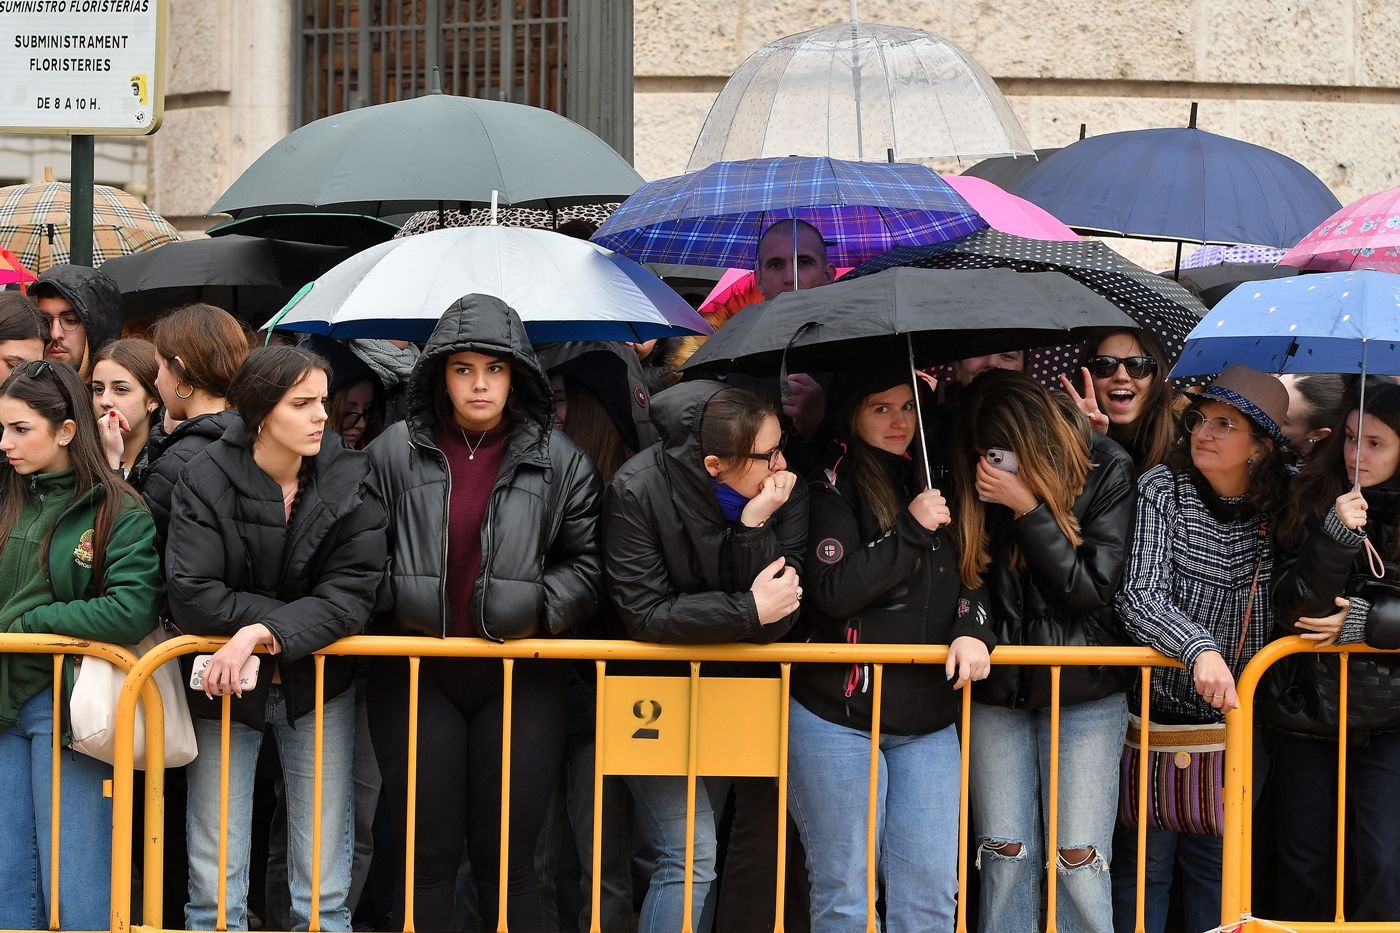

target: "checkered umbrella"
[0,181,180,275]
[592,156,986,268]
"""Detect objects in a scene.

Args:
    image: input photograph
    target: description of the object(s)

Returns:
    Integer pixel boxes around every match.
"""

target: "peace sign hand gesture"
[1059,368,1109,435]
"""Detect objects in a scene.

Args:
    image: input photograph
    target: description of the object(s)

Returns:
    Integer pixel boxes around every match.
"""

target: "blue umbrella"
[1172,270,1400,487]
[1012,118,1340,252]
[591,156,985,268]
[1170,271,1400,379]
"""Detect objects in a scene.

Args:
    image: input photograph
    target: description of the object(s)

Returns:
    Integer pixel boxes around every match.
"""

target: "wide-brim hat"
[1200,363,1289,447]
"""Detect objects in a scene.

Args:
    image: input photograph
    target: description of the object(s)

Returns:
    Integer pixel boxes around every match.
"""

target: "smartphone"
[985,447,1019,474]
[189,655,260,693]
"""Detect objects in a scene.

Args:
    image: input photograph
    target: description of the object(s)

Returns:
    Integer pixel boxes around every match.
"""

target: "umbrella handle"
[778,322,821,414]
[907,334,934,491]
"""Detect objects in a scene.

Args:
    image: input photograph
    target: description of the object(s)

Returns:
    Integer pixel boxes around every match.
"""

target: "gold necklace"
[459,426,486,461]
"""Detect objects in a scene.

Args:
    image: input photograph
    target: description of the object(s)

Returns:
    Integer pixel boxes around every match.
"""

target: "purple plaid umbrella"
[592,156,985,268]
[1180,244,1284,270]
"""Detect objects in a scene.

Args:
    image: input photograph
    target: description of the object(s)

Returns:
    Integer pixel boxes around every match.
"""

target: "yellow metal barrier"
[109,637,1192,933]
[1223,636,1400,933]
[0,633,165,933]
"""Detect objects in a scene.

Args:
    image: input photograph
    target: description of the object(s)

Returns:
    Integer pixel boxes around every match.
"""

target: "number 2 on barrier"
[632,699,662,739]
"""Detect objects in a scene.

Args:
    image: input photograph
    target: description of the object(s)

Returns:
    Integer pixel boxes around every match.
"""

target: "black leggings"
[368,657,567,932]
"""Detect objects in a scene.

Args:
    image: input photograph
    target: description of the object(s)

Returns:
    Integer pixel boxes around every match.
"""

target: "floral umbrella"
[1279,186,1400,273]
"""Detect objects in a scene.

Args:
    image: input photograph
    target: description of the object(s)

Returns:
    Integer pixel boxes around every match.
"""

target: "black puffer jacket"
[1268,490,1400,741]
[601,380,807,661]
[366,294,602,641]
[796,450,994,735]
[31,263,123,360]
[975,431,1137,709]
[166,421,388,729]
[139,410,241,549]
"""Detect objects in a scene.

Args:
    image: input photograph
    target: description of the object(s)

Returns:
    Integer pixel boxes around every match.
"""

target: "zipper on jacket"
[426,444,452,639]
[476,486,501,642]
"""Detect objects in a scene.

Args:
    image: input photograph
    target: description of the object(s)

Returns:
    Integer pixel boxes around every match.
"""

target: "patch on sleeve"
[957,598,970,618]
[816,538,844,564]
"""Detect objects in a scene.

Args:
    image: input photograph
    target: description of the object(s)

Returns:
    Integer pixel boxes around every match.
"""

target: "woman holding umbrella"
[792,365,993,931]
[1268,380,1400,921]
[1113,364,1292,933]
[953,369,1137,933]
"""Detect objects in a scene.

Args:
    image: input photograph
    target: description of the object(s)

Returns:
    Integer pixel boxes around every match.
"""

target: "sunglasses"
[1087,355,1158,380]
[22,359,60,380]
[742,432,789,470]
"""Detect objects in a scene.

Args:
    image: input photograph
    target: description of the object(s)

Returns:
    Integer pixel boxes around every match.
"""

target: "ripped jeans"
[969,693,1128,933]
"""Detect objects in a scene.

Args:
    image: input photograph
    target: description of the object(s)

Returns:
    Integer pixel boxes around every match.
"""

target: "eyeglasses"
[1183,410,1242,438]
[1087,355,1158,380]
[742,432,789,470]
[45,312,83,333]
[340,410,369,427]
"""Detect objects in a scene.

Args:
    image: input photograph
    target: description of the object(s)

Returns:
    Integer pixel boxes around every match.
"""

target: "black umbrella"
[683,267,1135,485]
[206,212,401,251]
[683,267,1135,375]
[960,147,1059,189]
[844,228,1207,380]
[1172,262,1299,309]
[100,235,351,325]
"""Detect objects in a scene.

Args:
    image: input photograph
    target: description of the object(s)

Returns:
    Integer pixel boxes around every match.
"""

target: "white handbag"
[69,623,198,769]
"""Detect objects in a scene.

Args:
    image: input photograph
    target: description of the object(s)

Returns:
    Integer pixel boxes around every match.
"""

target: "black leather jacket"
[366,295,603,641]
[795,450,994,735]
[1268,490,1400,741]
[975,432,1138,709]
[600,380,807,666]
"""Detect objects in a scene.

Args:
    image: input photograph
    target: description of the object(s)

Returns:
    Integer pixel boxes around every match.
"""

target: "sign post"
[0,0,168,266]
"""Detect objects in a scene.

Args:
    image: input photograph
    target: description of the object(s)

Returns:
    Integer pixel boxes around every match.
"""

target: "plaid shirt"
[1115,465,1274,723]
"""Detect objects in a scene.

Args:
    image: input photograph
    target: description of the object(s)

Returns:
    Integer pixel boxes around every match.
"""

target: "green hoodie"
[0,473,163,730]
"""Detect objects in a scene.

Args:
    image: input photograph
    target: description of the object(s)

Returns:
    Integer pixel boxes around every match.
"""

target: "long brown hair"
[953,370,1092,588]
[831,369,919,533]
[0,360,142,591]
[1277,381,1400,556]
[1075,328,1176,474]
[560,376,634,483]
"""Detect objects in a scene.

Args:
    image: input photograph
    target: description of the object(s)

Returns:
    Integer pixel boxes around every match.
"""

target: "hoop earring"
[175,382,193,400]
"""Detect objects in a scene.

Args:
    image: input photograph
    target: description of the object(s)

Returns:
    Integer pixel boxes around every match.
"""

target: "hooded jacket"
[601,379,807,658]
[366,294,602,641]
[975,431,1137,709]
[165,421,388,729]
[797,449,993,735]
[138,410,241,548]
[1268,489,1400,741]
[31,264,123,364]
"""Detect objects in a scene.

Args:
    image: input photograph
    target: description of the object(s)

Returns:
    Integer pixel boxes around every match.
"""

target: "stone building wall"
[141,0,1400,254]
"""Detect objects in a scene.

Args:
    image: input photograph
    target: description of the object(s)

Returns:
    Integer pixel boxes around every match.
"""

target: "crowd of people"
[0,222,1396,933]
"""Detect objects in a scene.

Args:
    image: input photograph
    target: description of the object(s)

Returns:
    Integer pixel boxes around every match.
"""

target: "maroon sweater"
[435,419,511,637]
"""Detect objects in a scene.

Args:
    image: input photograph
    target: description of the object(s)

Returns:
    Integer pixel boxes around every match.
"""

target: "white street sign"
[0,0,166,135]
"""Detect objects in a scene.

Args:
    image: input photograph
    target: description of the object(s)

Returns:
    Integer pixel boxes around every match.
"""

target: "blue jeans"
[0,687,114,931]
[1111,827,1222,933]
[186,686,355,932]
[787,698,960,933]
[969,693,1128,933]
[624,774,717,933]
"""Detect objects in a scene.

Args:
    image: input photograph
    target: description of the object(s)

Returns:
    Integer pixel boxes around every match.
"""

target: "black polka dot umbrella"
[844,228,1208,385]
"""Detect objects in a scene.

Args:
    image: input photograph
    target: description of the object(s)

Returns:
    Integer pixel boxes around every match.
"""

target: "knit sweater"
[436,419,510,637]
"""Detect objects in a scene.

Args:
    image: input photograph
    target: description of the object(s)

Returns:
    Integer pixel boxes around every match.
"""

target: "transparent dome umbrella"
[687,20,1034,171]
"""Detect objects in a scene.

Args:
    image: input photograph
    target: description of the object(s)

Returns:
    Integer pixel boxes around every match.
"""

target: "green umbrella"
[210,93,643,219]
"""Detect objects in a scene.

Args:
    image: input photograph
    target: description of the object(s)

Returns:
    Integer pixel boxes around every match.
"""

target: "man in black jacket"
[30,263,123,378]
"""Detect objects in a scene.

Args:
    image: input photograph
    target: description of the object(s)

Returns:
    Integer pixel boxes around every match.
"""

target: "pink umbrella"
[1280,186,1400,273]
[939,174,1079,241]
[699,265,853,319]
